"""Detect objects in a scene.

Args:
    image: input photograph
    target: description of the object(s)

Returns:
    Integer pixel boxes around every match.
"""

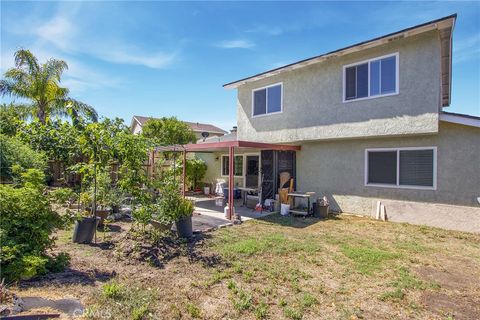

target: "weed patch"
[185,302,201,318]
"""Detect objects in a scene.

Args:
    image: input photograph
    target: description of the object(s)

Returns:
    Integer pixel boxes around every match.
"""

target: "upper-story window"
[252,83,282,117]
[343,53,398,102]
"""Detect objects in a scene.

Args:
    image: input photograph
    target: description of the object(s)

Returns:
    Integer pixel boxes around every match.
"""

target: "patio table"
[238,187,259,206]
[288,192,315,216]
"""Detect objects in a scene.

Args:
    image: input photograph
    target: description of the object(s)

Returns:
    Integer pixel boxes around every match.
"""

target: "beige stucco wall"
[296,122,480,232]
[236,31,441,143]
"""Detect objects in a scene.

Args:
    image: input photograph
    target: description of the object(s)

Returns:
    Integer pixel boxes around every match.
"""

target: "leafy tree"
[76,121,115,214]
[0,134,47,181]
[17,120,81,166]
[142,117,196,146]
[0,103,31,136]
[0,49,97,124]
[115,131,149,201]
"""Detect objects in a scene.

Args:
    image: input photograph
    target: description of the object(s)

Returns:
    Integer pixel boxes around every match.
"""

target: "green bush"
[49,188,76,204]
[0,134,46,182]
[0,184,66,281]
[132,205,154,228]
[20,168,46,189]
[185,158,207,190]
[157,180,194,222]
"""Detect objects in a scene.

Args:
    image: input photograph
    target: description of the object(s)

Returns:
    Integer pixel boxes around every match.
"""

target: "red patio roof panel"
[183,140,301,151]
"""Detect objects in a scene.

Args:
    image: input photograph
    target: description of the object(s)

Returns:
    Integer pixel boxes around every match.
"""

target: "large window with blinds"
[343,53,398,102]
[365,147,436,189]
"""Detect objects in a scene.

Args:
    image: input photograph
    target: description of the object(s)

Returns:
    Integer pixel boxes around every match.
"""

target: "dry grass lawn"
[13,214,480,319]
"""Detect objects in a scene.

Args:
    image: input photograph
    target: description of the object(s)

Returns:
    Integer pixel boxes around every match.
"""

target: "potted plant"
[93,171,114,226]
[150,202,174,232]
[79,191,92,210]
[157,179,193,238]
[174,198,194,238]
[72,211,100,243]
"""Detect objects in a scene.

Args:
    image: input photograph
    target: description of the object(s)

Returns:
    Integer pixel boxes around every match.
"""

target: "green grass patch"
[254,301,269,319]
[102,280,123,300]
[214,230,323,259]
[283,306,303,320]
[96,280,156,319]
[227,280,253,312]
[185,302,201,318]
[341,244,400,275]
[299,293,317,308]
[395,240,429,253]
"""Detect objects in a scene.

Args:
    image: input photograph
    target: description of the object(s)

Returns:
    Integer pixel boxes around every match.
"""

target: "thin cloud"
[94,49,178,70]
[216,39,255,49]
[35,15,76,52]
[23,5,179,70]
[245,25,283,36]
[453,34,480,64]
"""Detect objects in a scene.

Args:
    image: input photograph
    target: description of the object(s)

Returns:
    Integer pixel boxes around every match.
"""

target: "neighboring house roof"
[199,131,237,143]
[130,115,227,135]
[440,111,480,128]
[223,14,456,107]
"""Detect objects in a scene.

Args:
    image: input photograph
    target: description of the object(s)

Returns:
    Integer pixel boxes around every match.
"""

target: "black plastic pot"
[72,217,100,243]
[175,216,193,238]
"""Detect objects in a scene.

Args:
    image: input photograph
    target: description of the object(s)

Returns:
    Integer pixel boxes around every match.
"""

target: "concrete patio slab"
[190,195,277,222]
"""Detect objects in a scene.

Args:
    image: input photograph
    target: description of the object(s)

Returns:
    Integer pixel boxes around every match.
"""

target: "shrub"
[20,168,46,190]
[0,134,46,182]
[0,184,65,281]
[185,158,207,190]
[50,188,76,204]
[132,205,154,229]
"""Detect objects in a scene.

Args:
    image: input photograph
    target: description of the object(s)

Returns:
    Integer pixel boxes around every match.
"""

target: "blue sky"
[1,1,479,130]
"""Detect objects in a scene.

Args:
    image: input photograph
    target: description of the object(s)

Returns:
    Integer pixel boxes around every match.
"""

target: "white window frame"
[364,146,437,190]
[220,153,261,187]
[221,154,244,178]
[251,82,283,118]
[343,52,399,103]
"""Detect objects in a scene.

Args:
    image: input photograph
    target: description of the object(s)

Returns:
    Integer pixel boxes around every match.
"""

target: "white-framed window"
[221,155,243,177]
[343,53,399,102]
[365,147,437,190]
[252,82,283,117]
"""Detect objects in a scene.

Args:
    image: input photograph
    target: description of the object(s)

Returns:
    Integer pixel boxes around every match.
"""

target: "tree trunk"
[37,104,47,124]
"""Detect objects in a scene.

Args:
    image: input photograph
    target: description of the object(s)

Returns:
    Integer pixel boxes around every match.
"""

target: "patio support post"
[228,146,234,220]
[182,150,186,198]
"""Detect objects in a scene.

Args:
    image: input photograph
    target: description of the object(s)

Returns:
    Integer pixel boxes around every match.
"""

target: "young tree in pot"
[157,178,193,238]
[73,122,113,243]
[174,198,194,238]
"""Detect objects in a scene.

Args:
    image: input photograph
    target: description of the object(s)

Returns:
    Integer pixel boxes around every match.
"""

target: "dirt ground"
[9,214,480,319]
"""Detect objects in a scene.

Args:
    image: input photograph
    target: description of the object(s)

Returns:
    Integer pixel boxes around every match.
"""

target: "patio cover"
[155,140,301,220]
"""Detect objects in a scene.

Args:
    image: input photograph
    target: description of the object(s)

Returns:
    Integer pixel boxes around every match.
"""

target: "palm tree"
[0,49,97,125]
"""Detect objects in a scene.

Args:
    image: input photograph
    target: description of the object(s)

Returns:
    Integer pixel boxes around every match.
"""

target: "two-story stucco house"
[191,14,479,233]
